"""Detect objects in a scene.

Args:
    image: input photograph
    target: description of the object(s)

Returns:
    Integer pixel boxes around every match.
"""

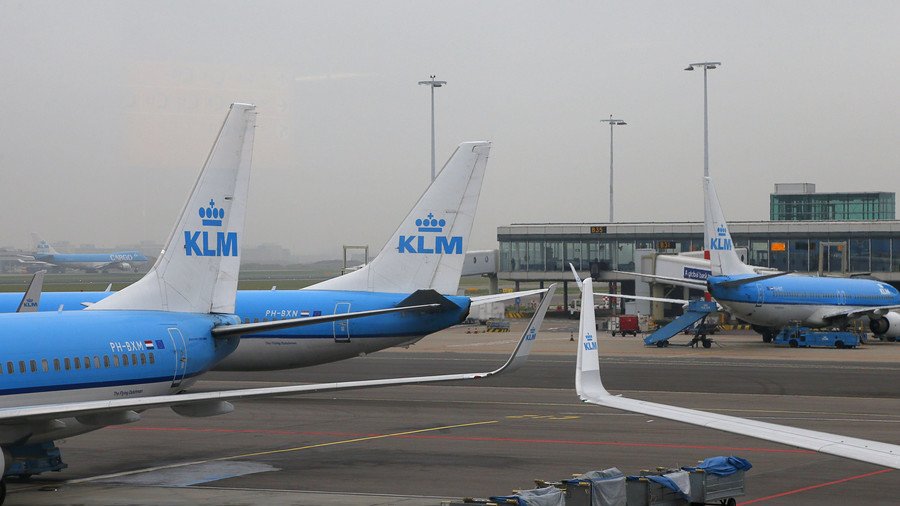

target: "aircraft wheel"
[762,334,773,343]
[888,336,897,343]
[702,339,712,349]
[722,498,736,506]
[0,478,6,505]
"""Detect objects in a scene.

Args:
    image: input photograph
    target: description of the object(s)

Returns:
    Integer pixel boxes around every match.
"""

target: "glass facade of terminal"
[770,192,895,221]
[499,234,900,275]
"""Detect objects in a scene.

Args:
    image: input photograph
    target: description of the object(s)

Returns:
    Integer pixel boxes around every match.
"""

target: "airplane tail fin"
[31,233,58,256]
[704,177,755,276]
[87,103,256,313]
[308,141,491,295]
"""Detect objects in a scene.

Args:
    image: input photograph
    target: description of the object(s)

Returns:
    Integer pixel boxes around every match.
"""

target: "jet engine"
[868,312,900,341]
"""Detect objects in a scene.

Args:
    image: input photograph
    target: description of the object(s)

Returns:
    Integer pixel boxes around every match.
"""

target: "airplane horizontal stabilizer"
[714,271,790,289]
[575,277,900,470]
[613,270,707,290]
[0,285,557,425]
[397,289,460,312]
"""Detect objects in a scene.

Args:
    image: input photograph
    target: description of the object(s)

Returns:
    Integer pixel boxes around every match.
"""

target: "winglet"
[575,278,609,400]
[87,103,256,313]
[486,283,557,376]
[16,270,45,313]
[569,263,582,285]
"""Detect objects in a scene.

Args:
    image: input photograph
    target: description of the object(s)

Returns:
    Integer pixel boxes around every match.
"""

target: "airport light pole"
[599,115,626,223]
[418,75,447,182]
[684,62,720,178]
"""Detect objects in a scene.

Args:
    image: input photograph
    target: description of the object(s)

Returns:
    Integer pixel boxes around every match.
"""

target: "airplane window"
[84,356,91,369]
[30,360,37,373]
[6,362,13,374]
[104,356,110,368]
[113,355,120,367]
[94,356,101,369]
[131,353,138,366]
[148,352,155,365]
[122,354,129,366]
[41,359,49,373]
[140,354,146,366]
[19,361,26,373]
[64,358,71,370]
[253,318,259,323]
[74,357,81,370]
[244,318,250,323]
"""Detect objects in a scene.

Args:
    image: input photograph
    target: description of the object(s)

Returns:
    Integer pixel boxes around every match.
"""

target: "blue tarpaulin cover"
[643,472,690,498]
[683,456,753,476]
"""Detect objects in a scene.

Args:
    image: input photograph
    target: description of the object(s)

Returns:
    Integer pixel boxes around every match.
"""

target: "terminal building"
[496,184,900,312]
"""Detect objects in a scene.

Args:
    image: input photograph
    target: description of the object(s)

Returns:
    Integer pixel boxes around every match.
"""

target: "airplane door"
[167,328,188,388]
[755,284,765,307]
[838,290,846,306]
[333,302,351,343]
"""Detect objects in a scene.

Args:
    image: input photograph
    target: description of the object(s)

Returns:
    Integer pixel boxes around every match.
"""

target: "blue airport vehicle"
[772,325,863,349]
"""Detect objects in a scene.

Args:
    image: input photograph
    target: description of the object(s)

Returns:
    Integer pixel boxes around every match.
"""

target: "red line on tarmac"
[738,468,893,504]
[110,426,813,454]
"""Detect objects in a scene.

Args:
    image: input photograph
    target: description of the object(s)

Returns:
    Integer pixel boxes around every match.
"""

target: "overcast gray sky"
[2,1,899,258]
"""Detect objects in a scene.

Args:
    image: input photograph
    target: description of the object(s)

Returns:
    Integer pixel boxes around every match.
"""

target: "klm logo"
[184,198,238,257]
[525,327,537,341]
[583,332,597,351]
[397,212,463,255]
[22,298,37,309]
[709,223,732,251]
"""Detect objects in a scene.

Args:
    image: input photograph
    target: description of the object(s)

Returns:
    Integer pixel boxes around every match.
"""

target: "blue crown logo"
[199,199,225,227]
[416,213,446,233]
[716,224,727,237]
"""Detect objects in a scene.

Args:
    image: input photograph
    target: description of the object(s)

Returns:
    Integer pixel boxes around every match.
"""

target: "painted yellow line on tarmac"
[222,420,500,460]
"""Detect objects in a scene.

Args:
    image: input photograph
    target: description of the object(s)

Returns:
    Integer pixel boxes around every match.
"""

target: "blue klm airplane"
[19,233,148,273]
[0,138,544,371]
[624,176,900,342]
[0,103,556,501]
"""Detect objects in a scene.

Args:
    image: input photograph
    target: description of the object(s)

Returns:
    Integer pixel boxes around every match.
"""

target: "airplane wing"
[0,285,555,424]
[574,277,900,470]
[470,288,548,306]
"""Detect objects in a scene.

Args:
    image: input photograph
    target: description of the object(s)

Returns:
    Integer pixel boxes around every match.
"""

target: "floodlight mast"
[684,62,721,179]
[599,115,627,223]
[418,76,447,182]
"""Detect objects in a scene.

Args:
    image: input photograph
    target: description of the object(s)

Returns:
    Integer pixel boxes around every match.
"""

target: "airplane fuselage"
[0,290,471,370]
[708,274,900,327]
[33,251,148,272]
[0,310,238,445]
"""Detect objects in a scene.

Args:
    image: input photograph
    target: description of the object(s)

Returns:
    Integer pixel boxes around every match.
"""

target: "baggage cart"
[625,475,688,506]
[685,468,745,506]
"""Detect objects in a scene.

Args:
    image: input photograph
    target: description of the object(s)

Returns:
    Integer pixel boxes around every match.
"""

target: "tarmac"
[6,319,899,505]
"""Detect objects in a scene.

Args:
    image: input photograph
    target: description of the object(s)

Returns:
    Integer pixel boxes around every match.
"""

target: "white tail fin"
[704,177,755,276]
[87,103,256,313]
[308,141,491,295]
[31,233,58,256]
[17,270,45,313]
